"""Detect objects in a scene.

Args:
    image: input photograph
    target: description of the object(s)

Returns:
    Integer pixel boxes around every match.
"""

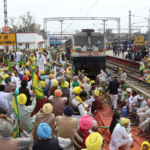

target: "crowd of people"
[111,45,150,61]
[0,47,149,150]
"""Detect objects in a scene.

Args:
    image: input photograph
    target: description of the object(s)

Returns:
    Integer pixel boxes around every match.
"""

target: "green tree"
[9,11,47,39]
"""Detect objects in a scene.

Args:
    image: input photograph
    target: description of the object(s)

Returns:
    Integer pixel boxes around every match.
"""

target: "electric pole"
[148,9,150,46]
[4,0,8,27]
[129,10,131,47]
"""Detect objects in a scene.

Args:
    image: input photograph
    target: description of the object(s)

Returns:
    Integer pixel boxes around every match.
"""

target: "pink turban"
[73,76,79,81]
[79,115,93,130]
[148,99,150,105]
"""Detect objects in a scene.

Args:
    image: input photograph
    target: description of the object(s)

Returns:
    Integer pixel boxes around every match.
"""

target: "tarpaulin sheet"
[93,103,146,150]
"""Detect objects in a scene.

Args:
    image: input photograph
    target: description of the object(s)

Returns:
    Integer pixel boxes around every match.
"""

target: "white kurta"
[0,91,10,110]
[37,54,46,75]
[109,123,133,150]
[16,51,21,62]
[137,105,150,124]
[126,95,138,112]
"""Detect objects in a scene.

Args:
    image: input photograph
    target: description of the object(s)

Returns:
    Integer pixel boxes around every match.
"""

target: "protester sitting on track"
[140,141,150,150]
[69,86,81,105]
[81,132,103,150]
[74,115,98,150]
[33,123,71,150]
[136,111,150,137]
[119,84,128,102]
[48,89,67,117]
[126,91,138,116]
[91,90,103,112]
[131,94,147,117]
[0,114,33,150]
[61,81,70,105]
[32,103,55,140]
[110,113,120,134]
[134,99,150,124]
[109,118,133,150]
[55,105,78,145]
[71,91,89,121]
[7,88,37,133]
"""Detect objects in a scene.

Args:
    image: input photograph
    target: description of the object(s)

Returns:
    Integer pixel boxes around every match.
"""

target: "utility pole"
[3,0,8,27]
[129,10,131,47]
[58,20,64,47]
[102,20,107,47]
[148,9,150,46]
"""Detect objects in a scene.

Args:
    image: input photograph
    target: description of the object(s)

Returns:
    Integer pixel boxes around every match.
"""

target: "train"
[65,29,106,76]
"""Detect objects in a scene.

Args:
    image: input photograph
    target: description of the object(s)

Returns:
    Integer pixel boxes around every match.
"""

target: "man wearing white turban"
[131,94,147,115]
[0,114,33,150]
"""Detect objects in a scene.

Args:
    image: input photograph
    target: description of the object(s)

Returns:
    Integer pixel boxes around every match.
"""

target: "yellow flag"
[13,93,19,138]
[31,71,44,99]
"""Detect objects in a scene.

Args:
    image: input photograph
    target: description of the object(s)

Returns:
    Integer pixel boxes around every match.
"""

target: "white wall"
[17,33,36,43]
[0,33,44,50]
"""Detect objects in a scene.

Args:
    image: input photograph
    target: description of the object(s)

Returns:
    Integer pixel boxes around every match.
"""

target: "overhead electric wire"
[83,0,99,17]
[76,0,87,17]
[108,5,150,26]
[109,0,137,16]
[67,0,87,33]
[75,0,99,28]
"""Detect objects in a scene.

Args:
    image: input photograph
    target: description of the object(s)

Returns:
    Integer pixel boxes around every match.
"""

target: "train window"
[75,36,88,46]
[91,36,104,45]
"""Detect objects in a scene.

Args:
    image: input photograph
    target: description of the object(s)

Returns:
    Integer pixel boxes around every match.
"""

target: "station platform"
[106,50,128,59]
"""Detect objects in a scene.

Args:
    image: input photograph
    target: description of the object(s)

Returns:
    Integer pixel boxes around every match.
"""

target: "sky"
[0,0,150,34]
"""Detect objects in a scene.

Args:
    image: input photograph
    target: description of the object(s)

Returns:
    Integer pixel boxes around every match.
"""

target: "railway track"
[106,61,150,99]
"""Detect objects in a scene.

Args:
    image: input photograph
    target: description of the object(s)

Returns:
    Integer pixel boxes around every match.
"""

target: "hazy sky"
[0,0,150,34]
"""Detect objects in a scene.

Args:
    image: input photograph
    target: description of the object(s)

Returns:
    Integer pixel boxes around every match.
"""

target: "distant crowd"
[107,45,150,61]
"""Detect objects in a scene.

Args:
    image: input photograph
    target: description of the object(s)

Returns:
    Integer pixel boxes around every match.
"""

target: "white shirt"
[37,54,46,65]
[109,123,132,149]
[0,91,10,110]
[129,95,138,105]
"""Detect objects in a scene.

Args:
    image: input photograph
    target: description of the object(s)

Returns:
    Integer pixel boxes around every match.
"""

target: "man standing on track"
[106,75,120,112]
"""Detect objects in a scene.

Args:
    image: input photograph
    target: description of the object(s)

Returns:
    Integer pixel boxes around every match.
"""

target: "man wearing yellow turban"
[7,89,37,133]
[32,103,56,140]
[109,118,133,150]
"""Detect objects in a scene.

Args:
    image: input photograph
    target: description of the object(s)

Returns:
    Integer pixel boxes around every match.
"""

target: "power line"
[84,0,98,17]
[76,0,87,17]
[109,0,137,16]
[133,6,150,15]
[75,0,99,28]
[108,5,150,26]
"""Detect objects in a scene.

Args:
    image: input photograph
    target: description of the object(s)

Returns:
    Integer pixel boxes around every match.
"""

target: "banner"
[0,33,16,45]
[31,71,44,99]
[135,36,144,46]
[12,93,19,138]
